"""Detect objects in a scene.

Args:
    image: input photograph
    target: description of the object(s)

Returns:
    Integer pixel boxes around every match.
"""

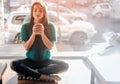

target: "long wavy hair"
[30,2,51,39]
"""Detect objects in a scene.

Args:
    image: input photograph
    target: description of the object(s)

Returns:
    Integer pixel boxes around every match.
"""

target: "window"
[0,0,120,58]
[0,1,120,84]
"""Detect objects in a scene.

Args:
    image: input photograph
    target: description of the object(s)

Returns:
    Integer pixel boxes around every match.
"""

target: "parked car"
[4,11,30,44]
[48,11,96,45]
[4,11,96,45]
[91,3,112,18]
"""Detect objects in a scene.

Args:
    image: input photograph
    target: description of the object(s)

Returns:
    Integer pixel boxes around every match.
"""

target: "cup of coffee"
[35,23,42,35]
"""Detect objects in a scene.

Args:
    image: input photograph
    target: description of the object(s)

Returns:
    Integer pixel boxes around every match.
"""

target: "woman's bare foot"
[40,74,48,79]
[40,74,61,81]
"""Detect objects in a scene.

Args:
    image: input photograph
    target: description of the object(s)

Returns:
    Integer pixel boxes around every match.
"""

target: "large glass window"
[0,1,120,84]
[0,0,120,57]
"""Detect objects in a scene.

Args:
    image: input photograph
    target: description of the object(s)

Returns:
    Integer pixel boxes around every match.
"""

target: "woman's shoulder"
[48,22,57,30]
[22,22,33,28]
[48,22,55,27]
[22,22,32,26]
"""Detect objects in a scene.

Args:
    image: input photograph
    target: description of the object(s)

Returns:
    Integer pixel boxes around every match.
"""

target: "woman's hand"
[33,23,44,35]
[37,23,44,35]
[32,24,37,35]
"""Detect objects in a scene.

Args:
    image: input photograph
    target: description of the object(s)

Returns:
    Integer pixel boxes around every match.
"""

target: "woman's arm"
[23,24,37,51]
[36,23,55,50]
[23,33,36,50]
[41,33,54,50]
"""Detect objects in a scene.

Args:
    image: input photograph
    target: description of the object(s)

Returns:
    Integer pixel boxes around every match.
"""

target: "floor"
[1,59,91,84]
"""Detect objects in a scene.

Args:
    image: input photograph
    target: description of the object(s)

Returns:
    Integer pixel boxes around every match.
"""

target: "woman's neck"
[34,19,42,23]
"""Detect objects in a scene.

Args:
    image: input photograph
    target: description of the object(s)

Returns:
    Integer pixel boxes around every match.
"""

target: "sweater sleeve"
[20,23,29,42]
[49,22,57,42]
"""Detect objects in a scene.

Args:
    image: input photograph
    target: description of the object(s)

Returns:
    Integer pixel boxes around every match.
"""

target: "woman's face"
[33,4,44,22]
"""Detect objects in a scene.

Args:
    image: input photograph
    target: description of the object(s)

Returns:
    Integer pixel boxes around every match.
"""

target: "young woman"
[10,2,69,81]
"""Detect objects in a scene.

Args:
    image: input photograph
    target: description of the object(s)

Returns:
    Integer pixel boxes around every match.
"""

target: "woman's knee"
[57,62,69,73]
[10,61,19,70]
[63,62,69,71]
[56,60,69,71]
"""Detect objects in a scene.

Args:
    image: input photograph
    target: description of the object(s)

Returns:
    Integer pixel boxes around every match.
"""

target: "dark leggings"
[10,58,69,78]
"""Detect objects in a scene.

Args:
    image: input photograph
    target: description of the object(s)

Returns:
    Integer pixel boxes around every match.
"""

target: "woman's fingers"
[33,23,44,35]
